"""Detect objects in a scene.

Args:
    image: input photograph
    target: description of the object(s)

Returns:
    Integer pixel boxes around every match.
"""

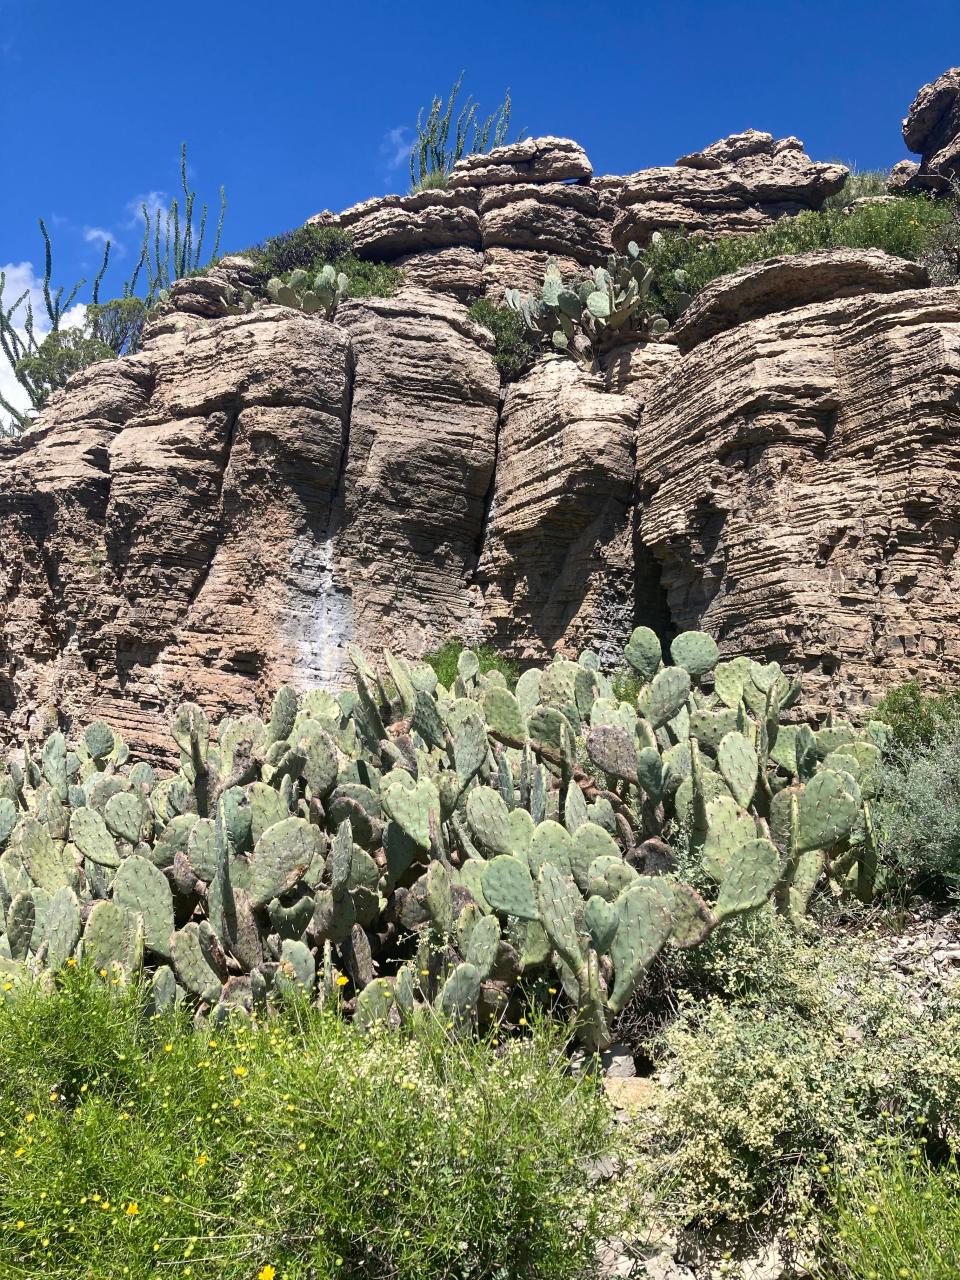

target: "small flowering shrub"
[635,927,960,1247]
[0,967,615,1279]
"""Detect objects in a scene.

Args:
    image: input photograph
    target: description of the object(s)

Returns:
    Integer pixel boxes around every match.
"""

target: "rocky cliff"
[3,94,960,757]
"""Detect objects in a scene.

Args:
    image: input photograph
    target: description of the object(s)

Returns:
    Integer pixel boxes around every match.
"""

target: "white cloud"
[0,260,86,431]
[380,126,413,173]
[84,225,114,248]
[125,189,168,230]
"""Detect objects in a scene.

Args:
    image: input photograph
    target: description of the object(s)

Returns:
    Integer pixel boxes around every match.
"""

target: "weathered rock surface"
[347,191,481,259]
[5,93,960,750]
[672,248,928,353]
[448,136,592,187]
[392,246,484,300]
[613,131,847,248]
[0,306,352,756]
[901,66,960,191]
[637,285,960,713]
[477,359,640,668]
[335,290,499,659]
[478,182,612,264]
[0,290,499,755]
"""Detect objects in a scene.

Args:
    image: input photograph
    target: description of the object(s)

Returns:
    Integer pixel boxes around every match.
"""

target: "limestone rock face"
[901,67,960,190]
[448,136,592,188]
[0,290,499,755]
[613,132,847,248]
[637,286,960,713]
[0,307,352,756]
[391,246,484,300]
[477,359,639,667]
[335,290,500,659]
[478,182,612,264]
[347,190,481,258]
[5,102,960,751]
[672,249,928,353]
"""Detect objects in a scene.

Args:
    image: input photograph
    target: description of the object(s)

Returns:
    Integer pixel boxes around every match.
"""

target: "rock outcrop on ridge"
[2,78,960,755]
[895,66,960,192]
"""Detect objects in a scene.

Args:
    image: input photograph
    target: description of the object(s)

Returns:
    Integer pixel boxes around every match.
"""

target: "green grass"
[828,1150,960,1279]
[423,640,519,689]
[0,967,615,1280]
[822,168,890,210]
[646,194,954,320]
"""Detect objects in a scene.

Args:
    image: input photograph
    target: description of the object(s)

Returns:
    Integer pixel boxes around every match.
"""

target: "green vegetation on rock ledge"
[646,192,959,320]
[467,298,539,378]
[248,223,403,300]
[409,71,520,192]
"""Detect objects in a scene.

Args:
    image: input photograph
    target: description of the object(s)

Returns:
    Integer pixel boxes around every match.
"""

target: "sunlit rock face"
[3,112,960,753]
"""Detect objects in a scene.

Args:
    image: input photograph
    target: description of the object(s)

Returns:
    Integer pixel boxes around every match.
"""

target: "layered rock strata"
[4,112,960,752]
[637,284,960,712]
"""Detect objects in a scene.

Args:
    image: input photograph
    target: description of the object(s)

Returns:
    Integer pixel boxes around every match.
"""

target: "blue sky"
[1,0,959,310]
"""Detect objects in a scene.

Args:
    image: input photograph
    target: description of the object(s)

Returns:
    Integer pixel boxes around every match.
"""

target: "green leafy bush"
[250,223,403,301]
[0,969,614,1280]
[421,638,519,688]
[646,195,955,320]
[250,223,354,277]
[827,1150,960,1280]
[87,297,149,357]
[876,678,960,749]
[468,298,538,378]
[871,722,960,899]
[13,328,114,404]
[638,928,960,1247]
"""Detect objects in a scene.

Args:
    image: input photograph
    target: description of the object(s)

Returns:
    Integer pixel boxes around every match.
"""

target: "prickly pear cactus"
[0,627,885,1046]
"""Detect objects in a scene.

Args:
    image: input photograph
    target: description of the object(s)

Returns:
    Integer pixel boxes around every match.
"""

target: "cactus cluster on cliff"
[0,631,885,1048]
[506,242,671,371]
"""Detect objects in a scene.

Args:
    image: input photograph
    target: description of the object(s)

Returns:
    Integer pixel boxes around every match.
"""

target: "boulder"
[901,67,960,191]
[613,132,847,248]
[671,248,928,353]
[448,136,592,187]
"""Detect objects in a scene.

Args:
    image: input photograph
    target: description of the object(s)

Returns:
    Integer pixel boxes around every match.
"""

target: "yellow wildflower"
[335,975,349,987]
[196,1154,209,1167]
[163,1043,173,1053]
[258,1266,277,1280]
[66,957,77,967]
[125,1202,139,1216]
[233,1066,247,1078]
